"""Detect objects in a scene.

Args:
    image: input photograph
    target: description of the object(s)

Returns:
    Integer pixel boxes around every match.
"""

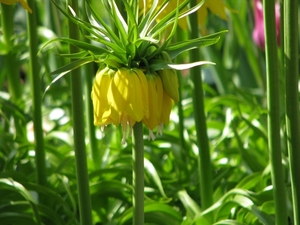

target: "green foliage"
[0,0,295,225]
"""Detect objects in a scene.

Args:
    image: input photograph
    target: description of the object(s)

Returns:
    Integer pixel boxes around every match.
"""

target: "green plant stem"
[177,72,186,151]
[27,0,47,189]
[132,122,144,225]
[68,0,93,224]
[1,4,26,139]
[263,0,288,224]
[81,1,100,169]
[82,64,101,169]
[188,0,213,219]
[1,4,21,100]
[284,0,300,223]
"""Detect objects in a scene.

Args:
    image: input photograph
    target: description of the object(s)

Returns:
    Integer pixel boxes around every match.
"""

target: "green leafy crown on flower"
[45,0,226,76]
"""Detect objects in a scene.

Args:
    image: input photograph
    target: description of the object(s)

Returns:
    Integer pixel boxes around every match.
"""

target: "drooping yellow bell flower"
[91,65,175,142]
[92,67,150,143]
[0,0,32,13]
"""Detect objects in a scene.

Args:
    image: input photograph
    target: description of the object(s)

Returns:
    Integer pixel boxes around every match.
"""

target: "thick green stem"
[1,4,26,139]
[188,0,213,219]
[263,0,288,224]
[27,0,47,188]
[1,4,22,99]
[68,0,93,224]
[132,122,144,225]
[284,0,300,223]
[81,1,100,169]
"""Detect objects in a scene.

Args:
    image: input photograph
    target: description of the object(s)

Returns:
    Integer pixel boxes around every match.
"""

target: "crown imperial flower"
[48,0,224,143]
[91,65,176,143]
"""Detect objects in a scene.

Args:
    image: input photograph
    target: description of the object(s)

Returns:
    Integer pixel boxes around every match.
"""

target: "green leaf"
[144,158,169,199]
[0,179,41,224]
[123,0,138,44]
[149,0,204,39]
[86,1,123,47]
[110,0,128,45]
[166,31,227,59]
[40,37,111,55]
[43,56,94,98]
[149,59,214,71]
[118,202,182,225]
[138,0,160,37]
[177,189,201,219]
[213,219,248,225]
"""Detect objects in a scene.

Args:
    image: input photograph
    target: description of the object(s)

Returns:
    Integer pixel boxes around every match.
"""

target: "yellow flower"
[91,65,175,142]
[0,0,32,13]
[92,67,150,143]
[139,0,227,30]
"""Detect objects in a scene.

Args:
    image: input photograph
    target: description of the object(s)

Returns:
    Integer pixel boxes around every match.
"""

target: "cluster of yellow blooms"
[91,66,178,143]
[0,0,32,13]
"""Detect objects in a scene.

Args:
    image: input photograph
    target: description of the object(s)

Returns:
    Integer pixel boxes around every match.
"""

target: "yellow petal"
[91,67,112,126]
[160,90,173,125]
[125,69,146,122]
[143,74,163,130]
[133,68,149,119]
[108,67,129,114]
[108,68,148,123]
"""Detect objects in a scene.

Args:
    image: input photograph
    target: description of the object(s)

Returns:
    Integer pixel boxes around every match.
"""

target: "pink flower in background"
[252,0,280,49]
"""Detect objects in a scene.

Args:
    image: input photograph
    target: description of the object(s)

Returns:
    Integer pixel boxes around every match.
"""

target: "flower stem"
[81,1,100,170]
[27,0,47,188]
[188,0,213,220]
[263,0,288,224]
[68,0,93,224]
[132,122,144,225]
[284,0,300,223]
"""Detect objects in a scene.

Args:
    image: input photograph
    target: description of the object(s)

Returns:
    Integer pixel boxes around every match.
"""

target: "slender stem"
[27,0,47,188]
[81,1,100,169]
[284,0,300,223]
[175,30,186,152]
[1,4,26,139]
[132,122,144,225]
[188,0,213,219]
[263,0,288,224]
[1,4,22,99]
[82,64,101,169]
[177,72,186,151]
[68,0,93,224]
